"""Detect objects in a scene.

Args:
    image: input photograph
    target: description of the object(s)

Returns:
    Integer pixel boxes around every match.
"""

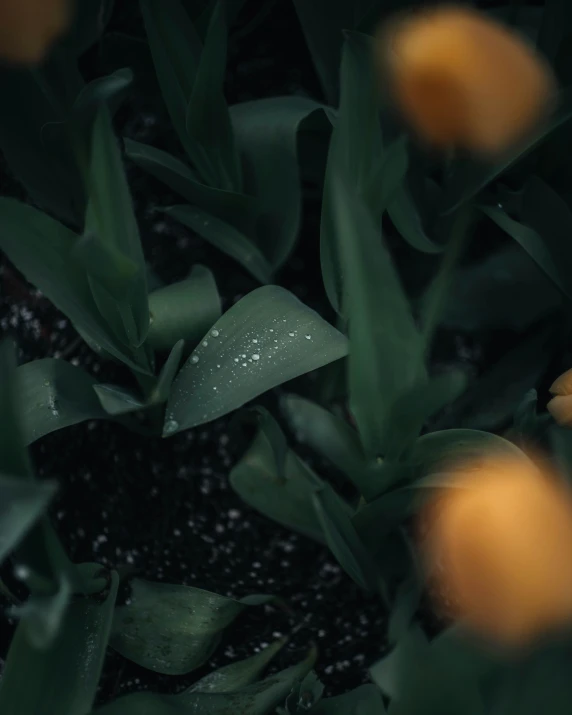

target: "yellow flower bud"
[377,5,556,156]
[0,0,72,65]
[548,368,572,427]
[419,453,572,647]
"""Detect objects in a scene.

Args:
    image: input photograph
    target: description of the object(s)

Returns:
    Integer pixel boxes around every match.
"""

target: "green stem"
[422,203,474,352]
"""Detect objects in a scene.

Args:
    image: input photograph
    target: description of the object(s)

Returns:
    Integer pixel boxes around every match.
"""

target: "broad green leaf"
[93,385,146,416]
[93,648,317,715]
[17,358,108,445]
[442,85,572,213]
[111,578,273,675]
[85,107,149,347]
[311,685,387,714]
[186,1,242,191]
[0,199,151,373]
[148,265,222,352]
[280,394,367,491]
[292,0,376,104]
[320,33,385,313]
[230,96,329,268]
[388,184,444,255]
[72,68,133,133]
[352,488,417,552]
[434,242,564,331]
[183,639,286,695]
[328,168,425,457]
[230,429,326,543]
[125,139,257,232]
[164,286,348,434]
[73,231,140,301]
[0,571,119,715]
[433,325,557,432]
[0,477,57,563]
[0,341,33,477]
[65,0,116,55]
[313,485,379,592]
[166,205,273,284]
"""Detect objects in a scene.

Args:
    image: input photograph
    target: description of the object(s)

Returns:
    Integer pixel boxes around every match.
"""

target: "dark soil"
[0,0,566,707]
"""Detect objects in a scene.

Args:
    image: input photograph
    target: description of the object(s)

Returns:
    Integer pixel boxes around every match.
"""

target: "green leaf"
[0,342,33,477]
[311,685,387,714]
[110,578,273,675]
[73,231,140,300]
[93,385,146,416]
[11,573,71,649]
[0,199,151,373]
[0,476,57,564]
[18,358,108,445]
[434,242,564,331]
[352,488,418,553]
[148,265,222,352]
[230,96,329,268]
[183,639,286,695]
[313,485,379,592]
[328,168,425,458]
[281,671,325,714]
[152,340,186,403]
[0,571,119,715]
[125,139,257,232]
[65,0,116,55]
[72,68,133,133]
[166,204,273,284]
[433,325,557,432]
[186,1,242,191]
[85,107,149,347]
[230,428,326,543]
[292,0,376,104]
[164,286,348,434]
[441,85,572,213]
[93,648,317,715]
[280,394,367,491]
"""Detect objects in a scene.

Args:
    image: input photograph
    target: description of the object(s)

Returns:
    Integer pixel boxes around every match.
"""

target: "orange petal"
[0,0,72,65]
[378,5,556,155]
[420,454,572,646]
[548,395,572,427]
[550,367,572,396]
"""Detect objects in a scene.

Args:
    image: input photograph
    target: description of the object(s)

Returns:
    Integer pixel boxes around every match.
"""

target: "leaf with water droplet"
[164,286,348,435]
[110,579,274,675]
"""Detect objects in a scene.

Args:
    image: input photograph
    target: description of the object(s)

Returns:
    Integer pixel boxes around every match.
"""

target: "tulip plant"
[2,1,572,714]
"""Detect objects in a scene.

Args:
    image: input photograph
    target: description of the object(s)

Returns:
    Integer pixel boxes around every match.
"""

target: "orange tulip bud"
[378,5,556,155]
[548,368,572,427]
[419,453,572,647]
[0,0,72,65]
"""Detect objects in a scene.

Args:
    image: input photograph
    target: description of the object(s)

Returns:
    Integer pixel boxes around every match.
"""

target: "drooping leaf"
[230,96,329,268]
[93,648,317,715]
[0,571,119,715]
[17,358,108,444]
[148,265,222,352]
[183,639,286,695]
[313,485,379,592]
[164,286,348,434]
[0,200,151,373]
[111,578,273,675]
[280,393,367,492]
[230,429,326,543]
[0,476,57,564]
[85,106,149,347]
[72,68,134,134]
[166,204,273,284]
[124,139,257,231]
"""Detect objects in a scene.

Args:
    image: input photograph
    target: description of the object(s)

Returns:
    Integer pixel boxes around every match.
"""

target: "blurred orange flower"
[378,5,556,155]
[419,452,572,647]
[548,368,572,427]
[0,0,72,65]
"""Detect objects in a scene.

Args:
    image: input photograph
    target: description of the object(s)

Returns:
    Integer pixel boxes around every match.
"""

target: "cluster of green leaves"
[3,0,572,713]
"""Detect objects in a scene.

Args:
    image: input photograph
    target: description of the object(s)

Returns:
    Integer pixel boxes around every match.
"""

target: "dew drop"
[43,380,50,387]
[241,354,247,358]
[202,340,208,347]
[242,363,247,367]
[252,354,260,361]
[305,334,312,340]
[213,386,217,391]
[252,339,258,344]
[288,332,295,337]
[234,358,239,363]
[269,329,274,333]
[191,355,199,364]
[164,420,179,436]
[211,329,220,337]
